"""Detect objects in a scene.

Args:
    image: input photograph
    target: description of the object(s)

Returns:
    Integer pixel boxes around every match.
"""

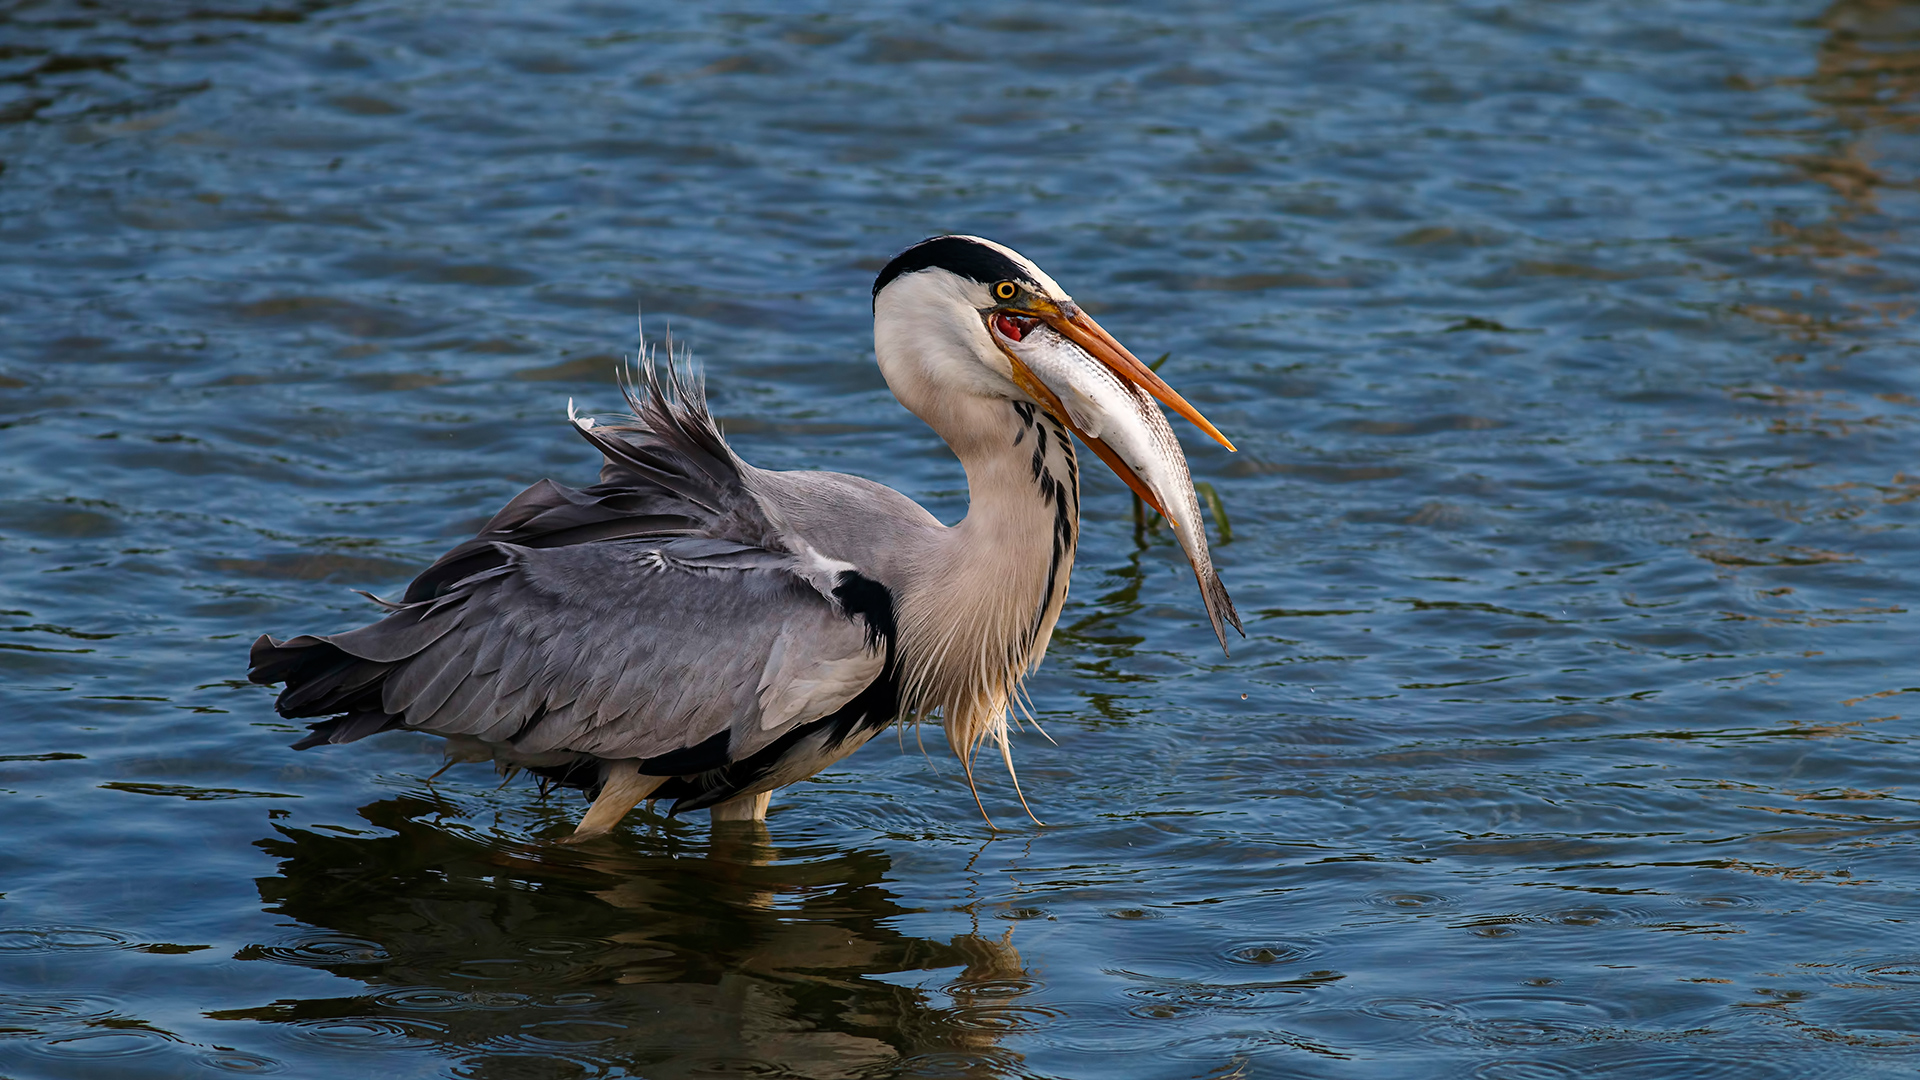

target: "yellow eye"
[993,281,1018,301]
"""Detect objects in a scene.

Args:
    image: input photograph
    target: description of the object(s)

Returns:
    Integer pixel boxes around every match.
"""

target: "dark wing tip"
[289,726,331,751]
[247,634,279,681]
[289,712,400,751]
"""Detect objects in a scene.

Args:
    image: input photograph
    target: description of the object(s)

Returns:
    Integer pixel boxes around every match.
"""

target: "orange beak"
[1041,306,1236,453]
[997,302,1234,527]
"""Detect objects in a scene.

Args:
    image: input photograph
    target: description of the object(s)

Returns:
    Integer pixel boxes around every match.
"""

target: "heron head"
[871,234,1233,517]
[872,235,1242,652]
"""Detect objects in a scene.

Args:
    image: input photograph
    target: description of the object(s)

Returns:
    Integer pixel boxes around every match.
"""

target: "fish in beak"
[989,300,1245,654]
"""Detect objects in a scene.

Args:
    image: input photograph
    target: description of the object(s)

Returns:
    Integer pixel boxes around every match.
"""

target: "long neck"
[898,395,1080,769]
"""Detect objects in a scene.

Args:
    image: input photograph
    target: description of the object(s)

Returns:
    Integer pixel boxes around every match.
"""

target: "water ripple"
[235,933,390,968]
[0,926,133,952]
[284,1016,447,1052]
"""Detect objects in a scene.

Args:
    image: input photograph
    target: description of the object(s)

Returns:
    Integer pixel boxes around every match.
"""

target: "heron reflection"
[213,796,1032,1075]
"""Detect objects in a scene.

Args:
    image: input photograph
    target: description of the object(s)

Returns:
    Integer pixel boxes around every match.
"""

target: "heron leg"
[564,760,663,842]
[708,790,771,822]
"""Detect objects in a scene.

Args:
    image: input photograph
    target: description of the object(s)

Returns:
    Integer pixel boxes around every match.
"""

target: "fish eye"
[993,281,1018,301]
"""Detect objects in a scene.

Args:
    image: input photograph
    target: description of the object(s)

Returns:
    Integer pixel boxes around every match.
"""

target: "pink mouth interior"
[993,312,1041,341]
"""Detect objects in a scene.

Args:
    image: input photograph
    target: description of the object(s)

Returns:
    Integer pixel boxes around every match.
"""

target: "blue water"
[2,1,1918,1076]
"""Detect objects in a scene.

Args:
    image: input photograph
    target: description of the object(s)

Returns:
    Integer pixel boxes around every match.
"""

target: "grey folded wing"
[251,536,886,771]
[399,363,782,604]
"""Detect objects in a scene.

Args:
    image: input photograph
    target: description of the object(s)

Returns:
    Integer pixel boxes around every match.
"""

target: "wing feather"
[251,360,895,781]
[258,536,884,770]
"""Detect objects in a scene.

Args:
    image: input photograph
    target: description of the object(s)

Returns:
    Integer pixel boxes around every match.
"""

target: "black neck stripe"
[872,235,1038,305]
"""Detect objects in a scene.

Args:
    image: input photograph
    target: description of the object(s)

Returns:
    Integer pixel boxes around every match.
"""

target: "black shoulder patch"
[832,571,897,650]
[639,728,731,776]
[872,235,1036,303]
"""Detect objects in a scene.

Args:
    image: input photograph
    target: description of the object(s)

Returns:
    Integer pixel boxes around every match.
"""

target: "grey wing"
[250,361,903,809]
[251,536,885,772]
[401,360,782,604]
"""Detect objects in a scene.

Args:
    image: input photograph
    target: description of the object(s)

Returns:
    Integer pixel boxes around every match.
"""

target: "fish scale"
[1007,326,1244,653]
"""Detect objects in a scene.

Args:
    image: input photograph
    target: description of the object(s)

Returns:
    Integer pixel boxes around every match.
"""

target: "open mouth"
[991,312,1041,341]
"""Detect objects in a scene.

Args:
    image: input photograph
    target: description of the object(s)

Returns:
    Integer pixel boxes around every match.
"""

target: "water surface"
[2,0,1918,1076]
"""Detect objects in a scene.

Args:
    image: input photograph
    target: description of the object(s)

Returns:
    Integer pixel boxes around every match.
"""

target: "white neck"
[895,393,1079,771]
[872,268,1082,778]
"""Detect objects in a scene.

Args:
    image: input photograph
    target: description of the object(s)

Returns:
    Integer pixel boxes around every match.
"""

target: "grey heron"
[249,235,1243,837]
